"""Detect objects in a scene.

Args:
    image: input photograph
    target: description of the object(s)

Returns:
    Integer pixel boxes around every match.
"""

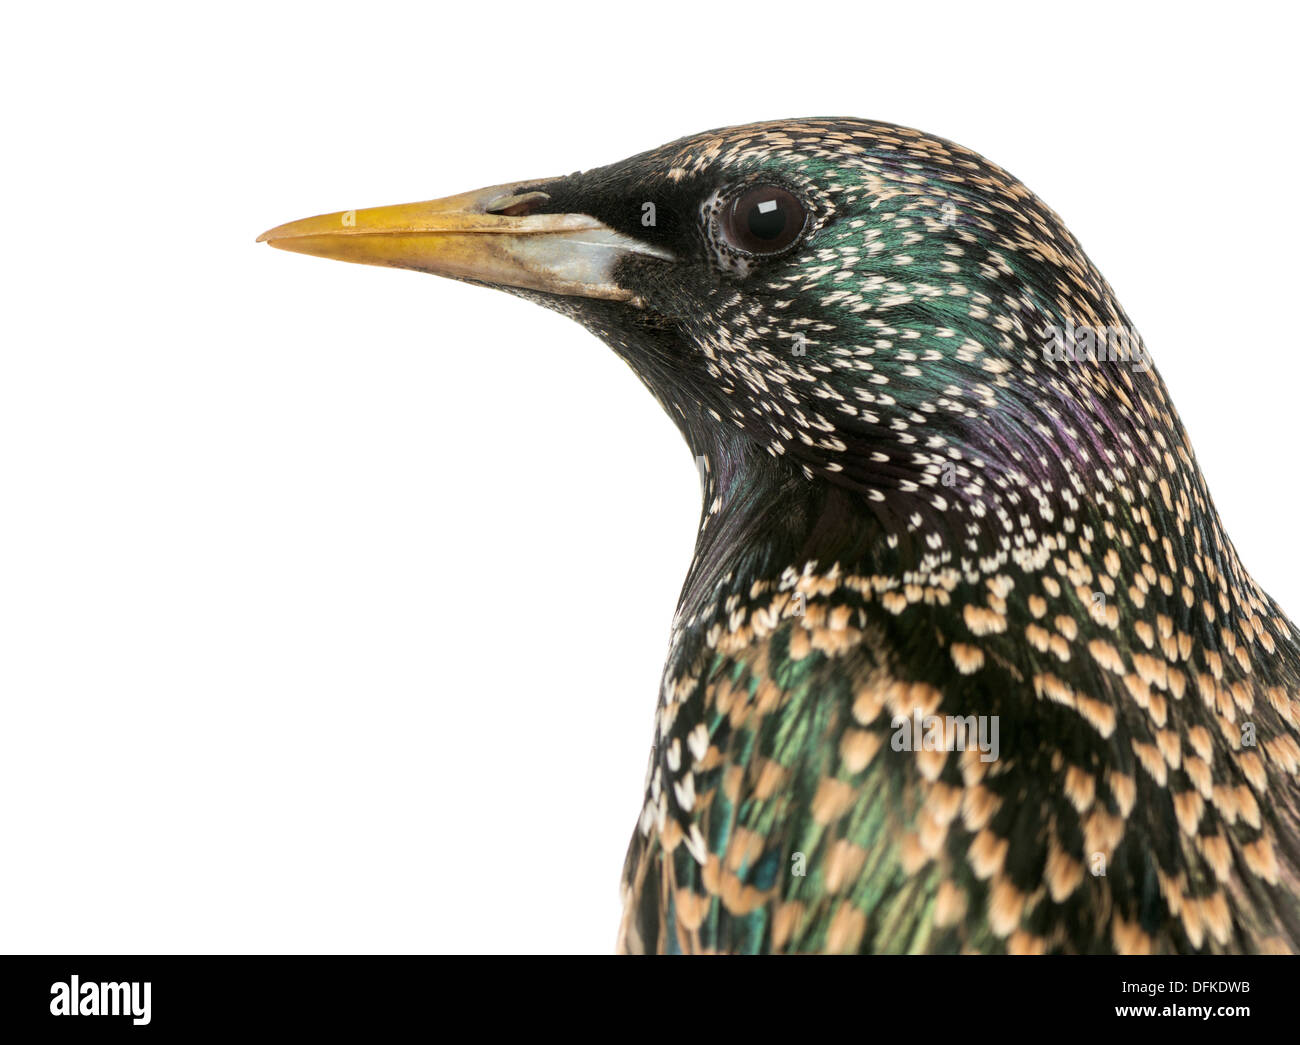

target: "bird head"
[260,118,1187,582]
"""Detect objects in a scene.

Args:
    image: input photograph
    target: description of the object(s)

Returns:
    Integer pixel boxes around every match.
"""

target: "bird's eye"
[720,185,808,255]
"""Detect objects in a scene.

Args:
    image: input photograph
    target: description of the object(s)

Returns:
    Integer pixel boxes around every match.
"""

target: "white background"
[2,2,1296,954]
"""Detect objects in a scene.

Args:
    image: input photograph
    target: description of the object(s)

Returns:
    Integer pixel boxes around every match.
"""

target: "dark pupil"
[746,198,787,240]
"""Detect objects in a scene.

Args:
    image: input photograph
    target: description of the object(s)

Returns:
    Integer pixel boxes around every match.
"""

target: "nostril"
[483,190,551,217]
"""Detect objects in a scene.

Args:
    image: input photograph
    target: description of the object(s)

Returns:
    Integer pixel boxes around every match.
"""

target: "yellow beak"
[257,180,672,302]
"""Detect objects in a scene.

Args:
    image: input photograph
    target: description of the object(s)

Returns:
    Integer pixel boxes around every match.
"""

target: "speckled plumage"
[521,119,1300,954]
[270,117,1300,953]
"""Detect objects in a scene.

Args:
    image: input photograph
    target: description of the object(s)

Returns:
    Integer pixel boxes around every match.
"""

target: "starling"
[260,118,1300,954]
